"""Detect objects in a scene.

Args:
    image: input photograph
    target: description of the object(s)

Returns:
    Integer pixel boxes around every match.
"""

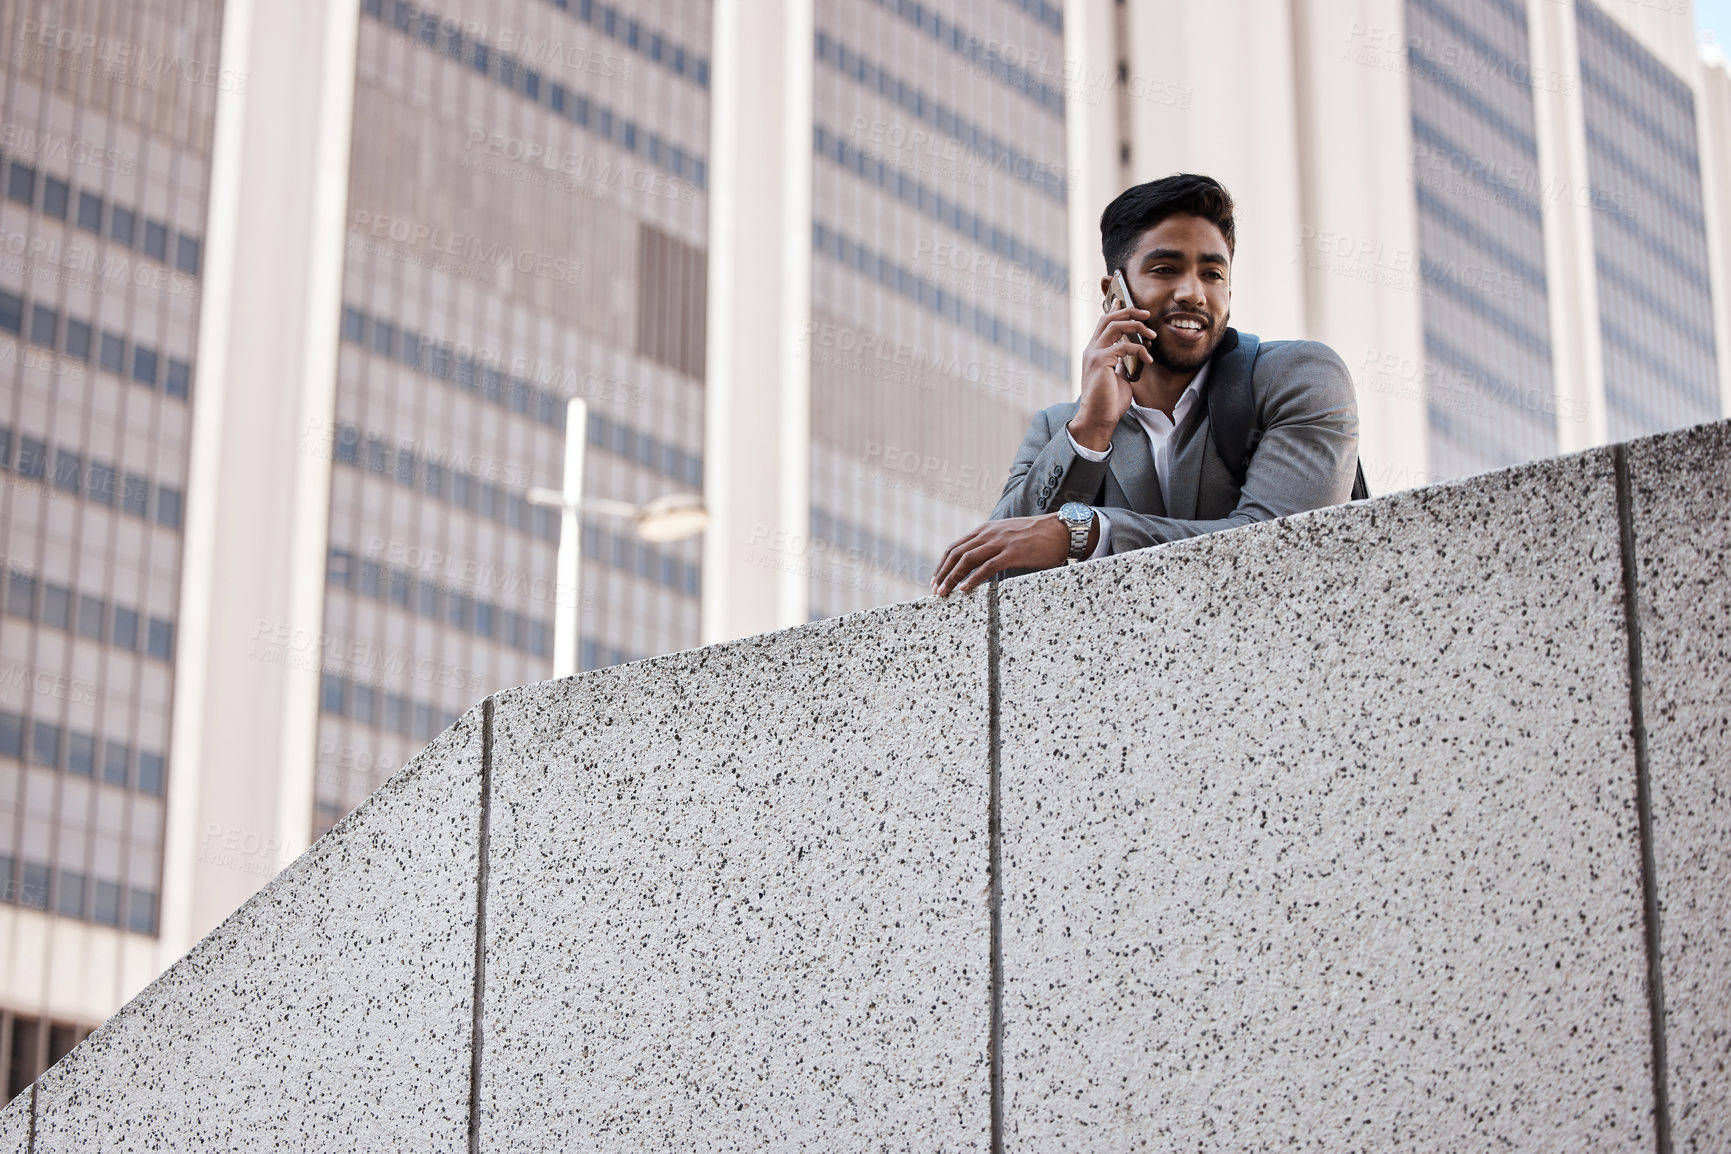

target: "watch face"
[1059,501,1091,526]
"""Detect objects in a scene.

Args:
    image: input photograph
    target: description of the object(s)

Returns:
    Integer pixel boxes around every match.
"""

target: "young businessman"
[931,174,1360,596]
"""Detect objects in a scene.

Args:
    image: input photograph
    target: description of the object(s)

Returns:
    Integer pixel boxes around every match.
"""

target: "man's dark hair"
[1099,174,1236,273]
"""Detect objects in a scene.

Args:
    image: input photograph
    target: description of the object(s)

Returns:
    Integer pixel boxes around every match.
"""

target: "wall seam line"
[467,698,496,1154]
[987,577,1004,1154]
[26,1076,36,1153]
[1615,445,1672,1154]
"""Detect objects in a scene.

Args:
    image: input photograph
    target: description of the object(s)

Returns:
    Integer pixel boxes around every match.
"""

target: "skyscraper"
[0,0,225,1090]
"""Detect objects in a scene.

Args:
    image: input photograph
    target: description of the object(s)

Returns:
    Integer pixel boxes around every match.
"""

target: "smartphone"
[1103,268,1147,381]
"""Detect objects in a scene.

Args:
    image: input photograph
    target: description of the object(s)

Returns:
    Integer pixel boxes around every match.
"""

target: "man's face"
[1104,213,1233,374]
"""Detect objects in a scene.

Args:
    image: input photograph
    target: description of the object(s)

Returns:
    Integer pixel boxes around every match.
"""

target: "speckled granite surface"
[1628,423,1731,1154]
[476,596,992,1151]
[12,421,1731,1151]
[995,446,1657,1151]
[0,1090,29,1154]
[27,710,485,1153]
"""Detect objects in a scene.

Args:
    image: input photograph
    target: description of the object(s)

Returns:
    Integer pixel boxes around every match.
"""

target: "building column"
[161,0,358,959]
[702,0,813,643]
[1528,0,1609,454]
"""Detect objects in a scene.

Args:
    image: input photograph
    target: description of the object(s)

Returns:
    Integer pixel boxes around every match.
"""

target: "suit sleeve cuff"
[1090,510,1111,559]
[1066,426,1111,462]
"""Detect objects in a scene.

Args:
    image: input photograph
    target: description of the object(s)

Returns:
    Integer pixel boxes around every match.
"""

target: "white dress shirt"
[1063,361,1212,558]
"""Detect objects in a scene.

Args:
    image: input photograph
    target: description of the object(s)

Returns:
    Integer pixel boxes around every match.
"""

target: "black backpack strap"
[1204,328,1259,487]
[1207,328,1372,501]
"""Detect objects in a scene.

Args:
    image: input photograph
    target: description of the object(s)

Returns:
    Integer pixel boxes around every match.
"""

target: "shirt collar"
[1128,360,1212,424]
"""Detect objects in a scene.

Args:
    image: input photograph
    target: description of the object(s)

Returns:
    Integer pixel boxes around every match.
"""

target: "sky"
[1701,0,1731,53]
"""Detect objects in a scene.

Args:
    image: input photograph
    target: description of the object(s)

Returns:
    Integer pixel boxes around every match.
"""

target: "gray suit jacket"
[991,333,1359,552]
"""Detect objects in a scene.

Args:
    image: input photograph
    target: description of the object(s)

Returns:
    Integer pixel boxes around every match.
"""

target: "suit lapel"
[1107,412,1165,516]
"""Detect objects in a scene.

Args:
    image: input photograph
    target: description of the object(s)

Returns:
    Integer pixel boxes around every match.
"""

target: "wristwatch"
[1057,501,1094,561]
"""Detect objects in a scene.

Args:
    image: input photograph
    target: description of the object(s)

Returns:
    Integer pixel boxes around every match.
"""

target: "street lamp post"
[528,396,707,679]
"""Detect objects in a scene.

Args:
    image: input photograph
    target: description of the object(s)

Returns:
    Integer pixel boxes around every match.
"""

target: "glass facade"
[0,0,221,935]
[807,0,1071,617]
[315,0,709,833]
[1577,0,1721,440]
[1406,0,1558,479]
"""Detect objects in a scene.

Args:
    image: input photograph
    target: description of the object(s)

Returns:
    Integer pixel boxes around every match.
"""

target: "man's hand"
[1068,305,1154,451]
[931,513,1095,596]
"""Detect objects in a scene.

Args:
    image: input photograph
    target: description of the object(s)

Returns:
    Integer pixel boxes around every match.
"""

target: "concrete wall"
[3,421,1728,1150]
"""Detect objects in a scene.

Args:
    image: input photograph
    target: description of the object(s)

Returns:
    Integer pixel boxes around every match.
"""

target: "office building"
[0,0,711,1086]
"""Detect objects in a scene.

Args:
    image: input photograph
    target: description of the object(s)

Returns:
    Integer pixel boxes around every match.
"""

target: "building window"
[327,549,353,587]
[54,871,85,918]
[76,594,105,639]
[133,345,159,387]
[0,711,23,759]
[341,307,364,343]
[67,732,95,777]
[165,359,191,399]
[52,450,82,494]
[65,318,91,361]
[7,573,35,617]
[321,672,346,715]
[99,332,125,374]
[41,177,69,220]
[0,290,20,334]
[31,721,61,767]
[92,881,122,926]
[156,487,184,529]
[110,206,136,246]
[29,305,58,348]
[175,235,201,275]
[353,684,376,725]
[87,463,116,506]
[103,740,129,786]
[137,751,164,794]
[122,475,148,517]
[76,192,103,232]
[143,221,168,261]
[6,163,35,205]
[17,437,47,479]
[127,889,156,934]
[146,618,174,661]
[112,605,139,650]
[19,863,49,909]
[42,583,71,629]
[372,319,394,357]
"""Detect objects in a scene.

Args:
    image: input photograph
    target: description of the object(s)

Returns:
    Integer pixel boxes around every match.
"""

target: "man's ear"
[1098,274,1113,299]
